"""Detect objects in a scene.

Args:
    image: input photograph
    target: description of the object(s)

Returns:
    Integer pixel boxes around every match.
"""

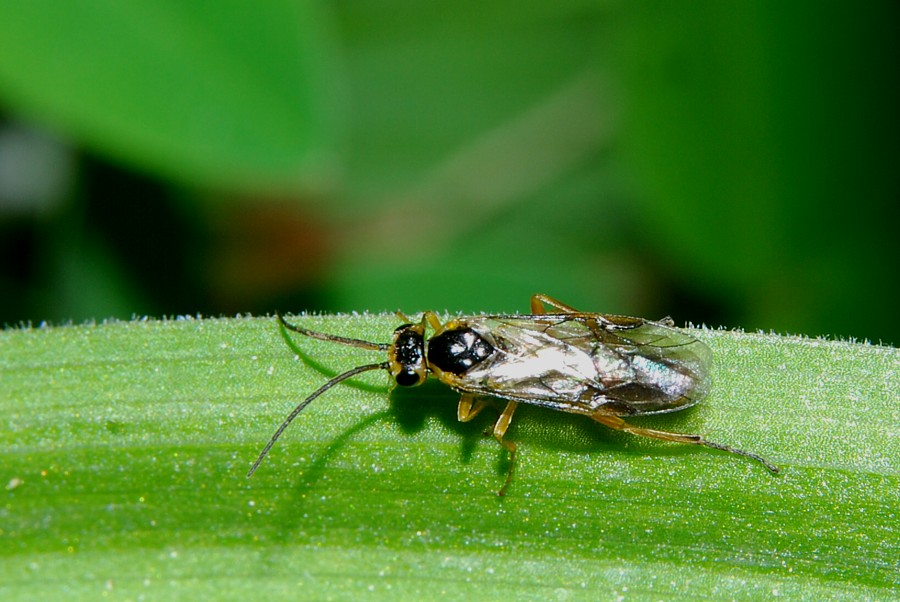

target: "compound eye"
[395,368,421,387]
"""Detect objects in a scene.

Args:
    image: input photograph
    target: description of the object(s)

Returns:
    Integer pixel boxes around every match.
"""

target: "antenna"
[247,361,389,477]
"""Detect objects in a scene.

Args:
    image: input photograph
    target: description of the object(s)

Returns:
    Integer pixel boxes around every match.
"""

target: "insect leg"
[457,393,487,422]
[531,293,580,314]
[590,412,779,474]
[455,396,518,495]
[531,294,638,334]
[394,310,414,322]
[422,311,444,332]
[492,401,519,496]
[530,294,648,330]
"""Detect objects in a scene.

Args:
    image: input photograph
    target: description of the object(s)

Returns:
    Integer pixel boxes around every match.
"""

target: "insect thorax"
[426,327,495,375]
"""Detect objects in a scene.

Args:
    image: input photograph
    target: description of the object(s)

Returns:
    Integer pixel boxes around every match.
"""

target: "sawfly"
[248,294,778,495]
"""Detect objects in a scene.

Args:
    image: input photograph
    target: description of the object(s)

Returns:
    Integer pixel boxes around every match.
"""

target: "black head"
[388,323,427,386]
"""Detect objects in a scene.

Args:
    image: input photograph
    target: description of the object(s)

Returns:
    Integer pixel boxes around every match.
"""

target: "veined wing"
[446,314,712,416]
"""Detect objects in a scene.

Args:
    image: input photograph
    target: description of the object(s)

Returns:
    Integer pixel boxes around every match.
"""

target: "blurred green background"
[0,1,898,343]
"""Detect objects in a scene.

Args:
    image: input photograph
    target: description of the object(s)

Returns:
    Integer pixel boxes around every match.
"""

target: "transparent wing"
[443,314,712,416]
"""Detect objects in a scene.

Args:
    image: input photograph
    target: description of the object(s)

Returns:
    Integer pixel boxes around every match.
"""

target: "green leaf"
[2,315,898,599]
[0,1,340,190]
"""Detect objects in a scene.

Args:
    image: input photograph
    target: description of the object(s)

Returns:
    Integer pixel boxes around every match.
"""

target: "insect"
[248,294,778,495]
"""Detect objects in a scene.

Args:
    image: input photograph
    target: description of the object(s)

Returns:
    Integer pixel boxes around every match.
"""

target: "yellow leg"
[532,294,644,330]
[591,412,779,473]
[457,394,487,422]
[492,401,519,496]
[394,310,413,322]
[531,293,580,314]
[422,310,444,332]
[456,396,519,495]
